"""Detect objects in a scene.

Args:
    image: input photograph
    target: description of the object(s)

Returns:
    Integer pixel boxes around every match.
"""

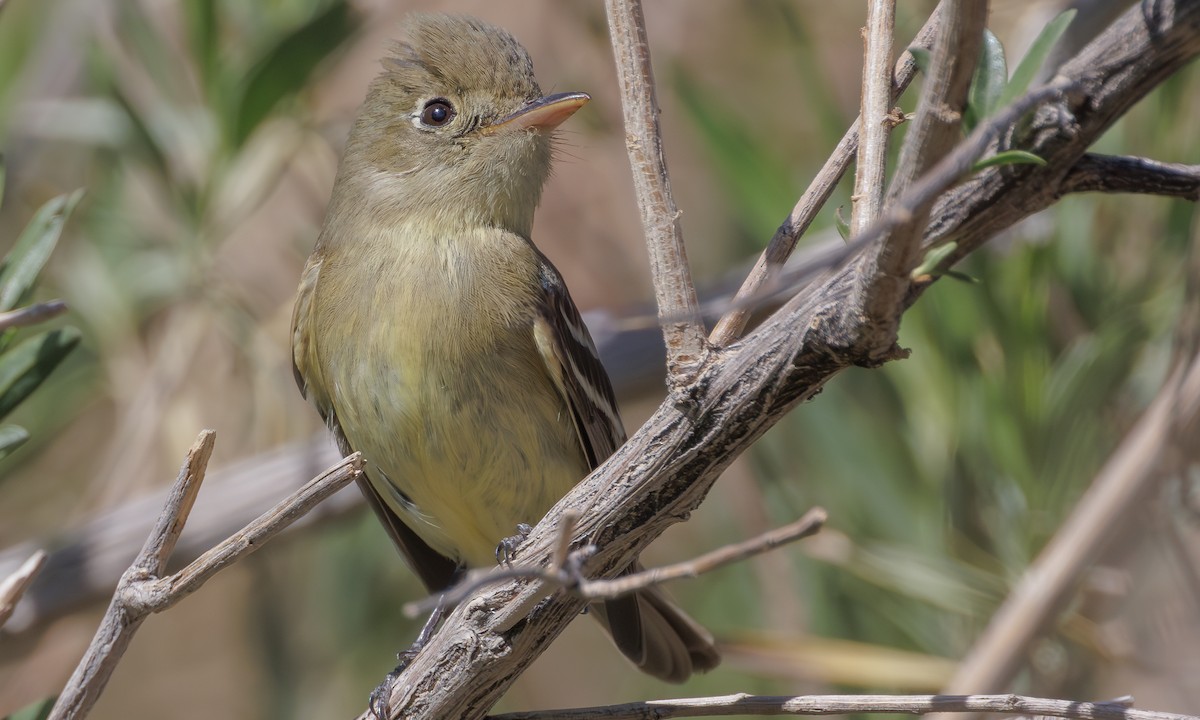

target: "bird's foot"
[368,595,447,718]
[495,522,533,565]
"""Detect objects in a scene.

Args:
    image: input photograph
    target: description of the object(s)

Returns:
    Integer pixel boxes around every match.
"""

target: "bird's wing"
[291,253,459,591]
[531,256,627,468]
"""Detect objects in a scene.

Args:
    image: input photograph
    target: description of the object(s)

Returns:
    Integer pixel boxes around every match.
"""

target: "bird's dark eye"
[420,99,456,127]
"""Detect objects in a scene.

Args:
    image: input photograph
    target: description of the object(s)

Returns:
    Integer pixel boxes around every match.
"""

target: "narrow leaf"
[183,0,219,96]
[5,697,56,720]
[231,1,357,147]
[908,47,932,76]
[0,189,84,312]
[110,85,172,183]
[964,30,1007,132]
[911,241,958,280]
[0,327,81,421]
[0,423,29,460]
[944,270,980,284]
[972,150,1046,172]
[1000,9,1077,108]
[0,188,84,312]
[835,205,851,242]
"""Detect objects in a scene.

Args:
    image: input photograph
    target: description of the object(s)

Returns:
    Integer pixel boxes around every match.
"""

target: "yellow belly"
[314,225,588,567]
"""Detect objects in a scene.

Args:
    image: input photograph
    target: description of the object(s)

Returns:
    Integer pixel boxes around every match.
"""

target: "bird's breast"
[310,222,586,565]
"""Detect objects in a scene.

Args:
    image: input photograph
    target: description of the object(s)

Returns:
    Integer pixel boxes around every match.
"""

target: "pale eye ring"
[420,99,456,127]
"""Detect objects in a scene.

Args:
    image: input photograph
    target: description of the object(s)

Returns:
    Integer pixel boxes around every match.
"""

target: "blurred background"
[0,0,1197,718]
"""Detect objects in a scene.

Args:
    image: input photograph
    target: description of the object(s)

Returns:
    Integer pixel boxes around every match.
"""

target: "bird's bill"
[486,92,590,133]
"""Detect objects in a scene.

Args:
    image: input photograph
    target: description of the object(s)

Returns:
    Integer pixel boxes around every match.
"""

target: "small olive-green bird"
[291,14,719,682]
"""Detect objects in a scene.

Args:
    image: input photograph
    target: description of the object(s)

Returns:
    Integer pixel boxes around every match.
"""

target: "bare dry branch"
[604,0,707,384]
[0,435,347,633]
[579,507,826,599]
[160,452,364,601]
[1061,154,1200,199]
[850,0,897,237]
[909,1,1200,296]
[49,430,217,720]
[47,432,363,720]
[403,508,825,618]
[488,692,1197,720]
[709,4,942,346]
[853,0,986,358]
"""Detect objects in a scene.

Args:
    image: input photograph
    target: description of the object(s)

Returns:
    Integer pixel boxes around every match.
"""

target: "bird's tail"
[591,568,720,683]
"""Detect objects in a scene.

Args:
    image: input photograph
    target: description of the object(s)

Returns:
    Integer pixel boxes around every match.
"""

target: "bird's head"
[342,14,588,237]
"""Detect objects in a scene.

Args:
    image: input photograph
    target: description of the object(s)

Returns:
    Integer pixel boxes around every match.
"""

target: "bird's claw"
[495,522,533,565]
[368,595,447,718]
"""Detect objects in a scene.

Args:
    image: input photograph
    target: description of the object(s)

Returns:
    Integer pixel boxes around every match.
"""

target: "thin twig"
[549,509,580,572]
[0,549,46,629]
[160,452,364,601]
[49,430,217,720]
[1061,154,1200,199]
[48,433,363,720]
[0,434,350,634]
[604,0,708,384]
[488,692,1198,720]
[578,507,826,598]
[709,3,942,346]
[853,0,986,357]
[850,0,896,237]
[0,300,68,331]
[756,80,1072,312]
[404,508,825,617]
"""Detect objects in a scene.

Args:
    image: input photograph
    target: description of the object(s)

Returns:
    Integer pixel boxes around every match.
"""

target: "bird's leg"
[495,522,533,565]
[368,595,447,719]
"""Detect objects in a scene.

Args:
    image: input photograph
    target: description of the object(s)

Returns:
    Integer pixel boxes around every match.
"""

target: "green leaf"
[835,205,851,241]
[911,241,958,279]
[0,155,6,204]
[944,269,979,284]
[230,1,358,147]
[4,696,54,720]
[999,9,1077,108]
[0,189,84,313]
[183,0,219,96]
[972,149,1046,171]
[964,29,1007,132]
[0,327,81,421]
[0,423,29,460]
[110,85,172,184]
[908,47,932,76]
[115,0,189,105]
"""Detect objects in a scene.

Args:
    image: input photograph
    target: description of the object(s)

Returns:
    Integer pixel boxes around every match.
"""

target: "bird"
[290,13,719,684]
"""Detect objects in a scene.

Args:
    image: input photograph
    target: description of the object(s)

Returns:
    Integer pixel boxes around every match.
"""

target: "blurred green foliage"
[0,159,81,465]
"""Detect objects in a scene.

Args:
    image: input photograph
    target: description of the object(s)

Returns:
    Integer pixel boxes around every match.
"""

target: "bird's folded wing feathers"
[531,257,627,468]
